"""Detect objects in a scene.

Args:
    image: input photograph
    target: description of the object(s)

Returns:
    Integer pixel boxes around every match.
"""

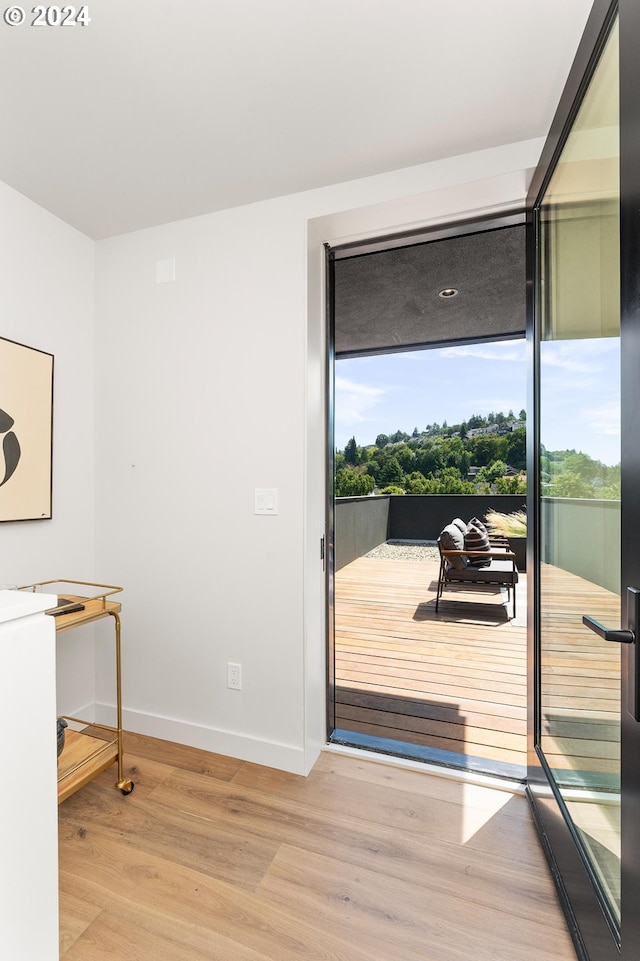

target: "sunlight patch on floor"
[461,781,514,842]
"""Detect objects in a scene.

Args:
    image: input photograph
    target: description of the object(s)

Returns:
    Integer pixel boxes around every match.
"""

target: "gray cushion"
[439,524,468,570]
[464,522,491,567]
[451,517,467,533]
[447,558,518,584]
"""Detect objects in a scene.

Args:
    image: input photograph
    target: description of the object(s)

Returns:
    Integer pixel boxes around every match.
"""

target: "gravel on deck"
[364,540,440,562]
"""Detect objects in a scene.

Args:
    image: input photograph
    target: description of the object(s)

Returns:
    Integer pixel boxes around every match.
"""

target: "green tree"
[440,466,463,482]
[504,428,526,471]
[440,437,467,471]
[562,452,604,485]
[395,444,416,473]
[495,475,527,494]
[598,481,621,499]
[335,468,375,497]
[375,433,389,449]
[405,471,430,493]
[359,446,374,464]
[364,460,380,483]
[415,443,443,476]
[343,436,358,465]
[378,485,405,495]
[440,474,475,494]
[482,459,509,483]
[546,471,594,498]
[468,434,505,467]
[378,454,404,487]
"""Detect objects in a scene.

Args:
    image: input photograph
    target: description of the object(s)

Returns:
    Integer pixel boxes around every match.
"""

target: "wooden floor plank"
[259,843,574,961]
[58,886,103,958]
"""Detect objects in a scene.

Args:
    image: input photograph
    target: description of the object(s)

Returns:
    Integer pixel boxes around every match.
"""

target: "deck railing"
[335,493,620,593]
[334,494,525,571]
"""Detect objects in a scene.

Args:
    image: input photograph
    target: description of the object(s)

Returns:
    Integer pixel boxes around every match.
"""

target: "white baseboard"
[93,701,306,775]
[59,701,96,724]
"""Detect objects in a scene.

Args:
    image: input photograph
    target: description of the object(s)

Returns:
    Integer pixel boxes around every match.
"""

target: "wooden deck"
[334,556,620,777]
[539,564,620,784]
[334,555,528,771]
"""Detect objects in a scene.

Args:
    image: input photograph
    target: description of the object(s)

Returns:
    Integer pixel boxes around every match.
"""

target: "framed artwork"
[0,337,53,522]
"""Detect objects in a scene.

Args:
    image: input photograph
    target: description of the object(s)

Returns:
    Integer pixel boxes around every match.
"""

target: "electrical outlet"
[227,662,242,690]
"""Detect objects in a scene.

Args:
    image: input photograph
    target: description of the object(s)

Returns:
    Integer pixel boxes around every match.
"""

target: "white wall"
[0,181,96,716]
[93,138,543,774]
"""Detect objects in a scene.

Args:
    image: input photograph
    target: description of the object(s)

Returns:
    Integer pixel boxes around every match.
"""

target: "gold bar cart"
[19,579,134,803]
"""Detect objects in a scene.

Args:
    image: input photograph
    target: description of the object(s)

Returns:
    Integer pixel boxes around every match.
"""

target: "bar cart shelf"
[19,579,134,804]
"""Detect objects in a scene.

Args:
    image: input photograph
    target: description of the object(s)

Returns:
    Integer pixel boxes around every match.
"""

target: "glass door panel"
[538,20,621,922]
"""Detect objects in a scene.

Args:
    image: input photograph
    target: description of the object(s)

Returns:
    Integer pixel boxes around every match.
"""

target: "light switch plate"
[255,488,278,515]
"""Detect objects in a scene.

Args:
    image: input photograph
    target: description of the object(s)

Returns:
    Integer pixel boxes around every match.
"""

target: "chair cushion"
[464,522,491,567]
[468,516,488,534]
[451,517,467,533]
[439,523,468,569]
[449,558,518,584]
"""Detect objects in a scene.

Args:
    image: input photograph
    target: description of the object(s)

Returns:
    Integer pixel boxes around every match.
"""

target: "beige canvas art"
[0,338,53,522]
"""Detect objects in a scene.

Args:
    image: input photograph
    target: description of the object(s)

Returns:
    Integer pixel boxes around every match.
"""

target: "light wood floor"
[59,732,577,961]
[334,555,527,769]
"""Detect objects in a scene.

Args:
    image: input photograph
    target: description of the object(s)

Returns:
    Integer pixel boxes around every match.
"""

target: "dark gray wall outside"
[334,494,526,572]
[334,496,390,571]
[389,494,526,540]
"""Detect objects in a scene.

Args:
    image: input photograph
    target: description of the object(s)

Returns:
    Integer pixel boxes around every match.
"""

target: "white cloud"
[541,338,618,375]
[440,343,526,363]
[584,403,621,438]
[334,376,385,425]
[541,351,599,374]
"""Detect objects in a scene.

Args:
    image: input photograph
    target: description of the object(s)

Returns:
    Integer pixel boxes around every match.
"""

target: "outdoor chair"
[435,521,519,619]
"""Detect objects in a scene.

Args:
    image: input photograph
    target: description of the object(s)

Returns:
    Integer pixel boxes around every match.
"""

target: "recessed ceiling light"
[438,287,459,298]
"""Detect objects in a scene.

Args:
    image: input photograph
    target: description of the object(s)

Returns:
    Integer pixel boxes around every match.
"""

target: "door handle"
[583,587,640,720]
[582,615,634,643]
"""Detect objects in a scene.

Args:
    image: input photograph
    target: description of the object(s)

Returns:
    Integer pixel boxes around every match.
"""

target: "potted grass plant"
[484,508,527,572]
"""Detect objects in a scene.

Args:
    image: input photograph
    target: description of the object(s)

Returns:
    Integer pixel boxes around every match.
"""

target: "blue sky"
[335,338,621,466]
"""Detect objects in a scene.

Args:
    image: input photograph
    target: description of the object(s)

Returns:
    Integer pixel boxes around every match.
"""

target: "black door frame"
[526,2,640,958]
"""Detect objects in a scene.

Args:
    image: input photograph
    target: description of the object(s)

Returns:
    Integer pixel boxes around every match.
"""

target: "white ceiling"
[0,0,594,239]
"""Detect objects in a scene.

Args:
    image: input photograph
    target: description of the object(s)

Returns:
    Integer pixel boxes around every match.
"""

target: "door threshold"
[327,729,526,793]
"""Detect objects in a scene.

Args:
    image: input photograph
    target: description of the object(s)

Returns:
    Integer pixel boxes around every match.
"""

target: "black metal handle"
[584,587,640,721]
[582,615,635,644]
